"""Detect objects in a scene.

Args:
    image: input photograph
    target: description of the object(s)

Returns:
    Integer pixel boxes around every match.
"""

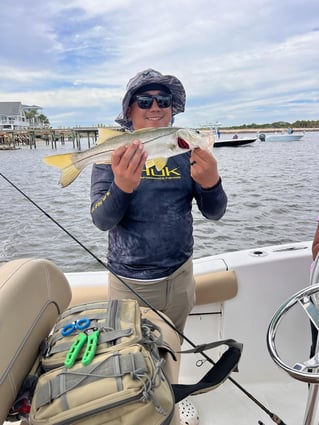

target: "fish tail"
[43,153,82,187]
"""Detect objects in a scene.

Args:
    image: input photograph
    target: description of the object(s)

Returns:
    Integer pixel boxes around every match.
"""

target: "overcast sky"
[1,0,318,128]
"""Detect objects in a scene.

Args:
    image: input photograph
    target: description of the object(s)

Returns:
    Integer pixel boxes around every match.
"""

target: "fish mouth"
[177,138,190,149]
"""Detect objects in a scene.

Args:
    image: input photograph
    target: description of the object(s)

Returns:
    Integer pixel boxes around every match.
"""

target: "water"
[1,132,318,272]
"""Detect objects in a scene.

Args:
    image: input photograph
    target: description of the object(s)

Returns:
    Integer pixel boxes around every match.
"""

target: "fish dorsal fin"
[145,157,168,171]
[97,128,124,144]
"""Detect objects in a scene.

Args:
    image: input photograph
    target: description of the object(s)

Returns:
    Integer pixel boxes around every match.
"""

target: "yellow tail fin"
[43,152,74,169]
[43,153,81,187]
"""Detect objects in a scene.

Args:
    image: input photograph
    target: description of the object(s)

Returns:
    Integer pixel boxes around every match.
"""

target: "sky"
[1,0,318,129]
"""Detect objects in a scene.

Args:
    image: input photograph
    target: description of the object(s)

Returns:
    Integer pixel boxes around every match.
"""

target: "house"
[0,102,42,131]
[0,102,29,130]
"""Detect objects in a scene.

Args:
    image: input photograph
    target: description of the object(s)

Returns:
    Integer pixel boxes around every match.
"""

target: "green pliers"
[64,328,100,369]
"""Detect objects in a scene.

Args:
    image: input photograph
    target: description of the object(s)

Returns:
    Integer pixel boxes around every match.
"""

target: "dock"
[0,126,119,150]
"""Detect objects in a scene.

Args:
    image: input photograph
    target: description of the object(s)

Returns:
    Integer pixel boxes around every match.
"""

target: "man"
[90,68,227,425]
[90,68,227,335]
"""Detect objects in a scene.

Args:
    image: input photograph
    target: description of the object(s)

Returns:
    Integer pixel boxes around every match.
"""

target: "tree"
[25,110,50,127]
[38,114,50,125]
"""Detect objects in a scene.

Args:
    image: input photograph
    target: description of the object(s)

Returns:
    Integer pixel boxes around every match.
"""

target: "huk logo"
[142,166,181,179]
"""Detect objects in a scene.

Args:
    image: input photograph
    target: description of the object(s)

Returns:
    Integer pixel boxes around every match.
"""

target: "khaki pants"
[108,257,196,335]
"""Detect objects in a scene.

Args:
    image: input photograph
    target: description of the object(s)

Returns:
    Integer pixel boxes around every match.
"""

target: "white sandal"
[179,398,199,425]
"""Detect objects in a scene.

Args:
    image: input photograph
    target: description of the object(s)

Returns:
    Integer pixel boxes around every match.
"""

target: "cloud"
[0,0,318,127]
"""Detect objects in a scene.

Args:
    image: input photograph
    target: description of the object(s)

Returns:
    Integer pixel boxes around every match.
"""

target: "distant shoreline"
[214,128,319,134]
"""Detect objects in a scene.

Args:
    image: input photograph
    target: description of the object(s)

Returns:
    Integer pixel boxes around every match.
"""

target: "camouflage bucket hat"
[115,68,186,128]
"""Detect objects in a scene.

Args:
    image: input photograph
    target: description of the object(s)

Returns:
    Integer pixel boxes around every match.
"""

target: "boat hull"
[214,137,256,147]
[260,133,304,142]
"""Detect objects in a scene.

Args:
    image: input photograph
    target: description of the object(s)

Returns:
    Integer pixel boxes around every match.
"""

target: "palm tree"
[25,111,50,128]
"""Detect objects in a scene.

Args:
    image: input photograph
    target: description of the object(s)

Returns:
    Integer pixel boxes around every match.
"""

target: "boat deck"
[191,379,308,424]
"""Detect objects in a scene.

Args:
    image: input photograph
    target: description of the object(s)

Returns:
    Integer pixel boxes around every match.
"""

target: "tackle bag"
[30,299,175,425]
[29,299,243,425]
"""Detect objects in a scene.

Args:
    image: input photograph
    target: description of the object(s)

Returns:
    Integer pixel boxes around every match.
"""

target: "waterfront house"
[0,102,29,130]
[0,102,42,131]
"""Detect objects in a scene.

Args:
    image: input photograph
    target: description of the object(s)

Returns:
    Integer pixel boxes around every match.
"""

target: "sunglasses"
[132,94,173,109]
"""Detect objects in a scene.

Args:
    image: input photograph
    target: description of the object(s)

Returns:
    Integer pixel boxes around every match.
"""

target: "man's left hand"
[190,148,220,189]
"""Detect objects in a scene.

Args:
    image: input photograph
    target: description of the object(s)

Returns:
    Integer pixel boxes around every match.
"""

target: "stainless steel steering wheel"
[267,283,319,384]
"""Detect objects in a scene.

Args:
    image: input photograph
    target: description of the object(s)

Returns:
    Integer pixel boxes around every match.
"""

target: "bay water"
[1,132,318,272]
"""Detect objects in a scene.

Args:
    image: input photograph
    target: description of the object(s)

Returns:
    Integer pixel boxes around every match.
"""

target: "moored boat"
[214,136,257,147]
[258,132,304,142]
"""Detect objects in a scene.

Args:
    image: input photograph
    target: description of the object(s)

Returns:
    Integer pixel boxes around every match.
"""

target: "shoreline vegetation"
[211,127,319,134]
[205,119,319,133]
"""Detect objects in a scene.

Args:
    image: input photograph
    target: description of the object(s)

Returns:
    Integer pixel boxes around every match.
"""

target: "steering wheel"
[267,283,319,384]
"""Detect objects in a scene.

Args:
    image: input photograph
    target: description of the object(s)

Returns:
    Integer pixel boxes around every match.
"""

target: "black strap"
[178,338,242,354]
[172,343,243,403]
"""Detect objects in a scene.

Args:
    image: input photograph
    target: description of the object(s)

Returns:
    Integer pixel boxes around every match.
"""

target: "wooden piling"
[0,127,120,150]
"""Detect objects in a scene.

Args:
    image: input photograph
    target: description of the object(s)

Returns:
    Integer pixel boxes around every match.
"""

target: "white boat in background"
[258,132,304,142]
[3,240,319,425]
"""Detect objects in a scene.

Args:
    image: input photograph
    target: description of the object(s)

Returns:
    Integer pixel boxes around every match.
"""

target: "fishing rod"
[0,171,287,425]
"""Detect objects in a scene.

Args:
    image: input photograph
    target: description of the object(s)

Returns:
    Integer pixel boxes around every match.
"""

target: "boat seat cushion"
[195,270,238,304]
[0,258,72,424]
[70,270,238,306]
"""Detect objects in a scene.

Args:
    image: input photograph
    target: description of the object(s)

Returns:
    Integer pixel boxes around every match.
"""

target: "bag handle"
[172,341,243,403]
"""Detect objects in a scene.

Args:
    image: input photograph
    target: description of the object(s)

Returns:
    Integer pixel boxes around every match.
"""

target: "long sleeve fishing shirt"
[90,151,227,279]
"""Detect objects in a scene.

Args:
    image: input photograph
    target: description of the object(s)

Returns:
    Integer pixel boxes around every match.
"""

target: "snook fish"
[43,127,214,187]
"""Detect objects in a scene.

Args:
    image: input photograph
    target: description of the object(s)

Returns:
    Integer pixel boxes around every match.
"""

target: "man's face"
[127,90,173,130]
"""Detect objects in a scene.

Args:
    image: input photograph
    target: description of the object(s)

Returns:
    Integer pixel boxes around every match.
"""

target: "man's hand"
[112,140,148,193]
[190,148,220,188]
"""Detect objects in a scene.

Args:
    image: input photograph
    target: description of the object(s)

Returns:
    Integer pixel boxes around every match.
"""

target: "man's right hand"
[112,140,148,193]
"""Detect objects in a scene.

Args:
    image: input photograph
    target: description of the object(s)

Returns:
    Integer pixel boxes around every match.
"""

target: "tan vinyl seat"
[0,258,72,424]
[70,270,238,306]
